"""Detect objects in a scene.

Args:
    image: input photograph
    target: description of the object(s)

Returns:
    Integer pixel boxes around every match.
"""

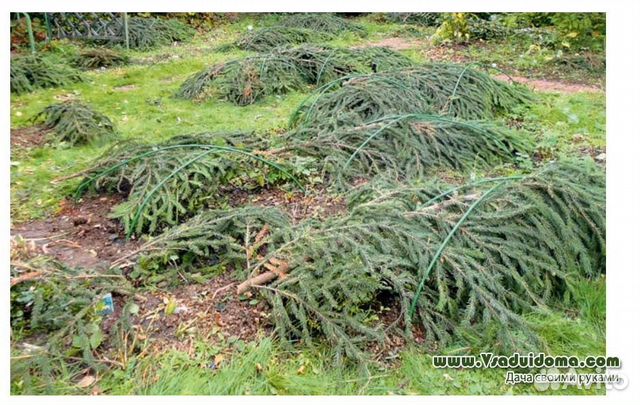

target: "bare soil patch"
[11,127,48,149]
[421,44,469,64]
[423,45,604,93]
[358,37,426,51]
[119,272,270,355]
[11,195,141,269]
[113,84,138,92]
[228,186,348,223]
[495,74,603,94]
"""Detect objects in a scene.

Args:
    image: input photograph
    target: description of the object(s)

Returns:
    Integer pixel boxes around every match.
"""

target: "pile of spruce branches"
[290,64,533,130]
[235,27,325,52]
[233,14,365,52]
[120,17,195,50]
[10,55,82,95]
[288,113,533,184]
[53,42,602,365]
[76,133,300,237]
[279,13,367,37]
[81,62,536,238]
[33,101,116,146]
[385,13,443,27]
[134,159,605,361]
[74,48,130,70]
[177,46,413,105]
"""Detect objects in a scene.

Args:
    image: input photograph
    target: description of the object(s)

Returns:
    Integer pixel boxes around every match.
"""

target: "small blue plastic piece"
[101,293,115,316]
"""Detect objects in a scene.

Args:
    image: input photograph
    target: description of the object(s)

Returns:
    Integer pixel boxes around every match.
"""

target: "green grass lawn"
[10,15,606,395]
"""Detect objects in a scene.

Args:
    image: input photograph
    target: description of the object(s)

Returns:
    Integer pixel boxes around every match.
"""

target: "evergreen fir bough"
[288,113,533,182]
[74,48,130,70]
[177,53,309,105]
[33,101,116,146]
[133,206,292,283]
[386,13,443,27]
[235,27,325,52]
[177,46,413,105]
[135,159,605,361]
[280,13,367,37]
[76,134,299,237]
[11,55,82,95]
[114,17,195,50]
[290,64,533,130]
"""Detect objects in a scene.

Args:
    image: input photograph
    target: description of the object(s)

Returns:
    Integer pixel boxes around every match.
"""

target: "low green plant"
[502,13,605,50]
[10,258,131,374]
[550,13,605,50]
[433,13,510,44]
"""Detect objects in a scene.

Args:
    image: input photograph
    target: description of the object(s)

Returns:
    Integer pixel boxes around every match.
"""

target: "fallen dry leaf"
[214,311,224,327]
[76,375,97,388]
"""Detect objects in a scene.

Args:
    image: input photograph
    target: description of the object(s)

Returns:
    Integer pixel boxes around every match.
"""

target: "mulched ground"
[228,186,348,223]
[10,126,48,149]
[114,272,272,357]
[11,195,141,269]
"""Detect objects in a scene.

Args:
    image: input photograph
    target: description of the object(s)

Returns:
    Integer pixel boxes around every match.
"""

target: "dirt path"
[494,74,603,94]
[358,37,427,51]
[359,40,603,94]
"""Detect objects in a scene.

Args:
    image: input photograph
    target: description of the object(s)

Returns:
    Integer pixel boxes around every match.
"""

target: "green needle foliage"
[134,206,292,283]
[10,257,131,368]
[73,48,130,70]
[116,17,195,50]
[235,27,329,52]
[76,134,298,237]
[385,13,443,26]
[284,46,414,81]
[136,159,604,362]
[280,13,367,37]
[289,113,533,182]
[177,46,413,105]
[33,101,116,146]
[10,55,82,95]
[290,64,533,130]
[177,54,308,105]
[11,257,130,334]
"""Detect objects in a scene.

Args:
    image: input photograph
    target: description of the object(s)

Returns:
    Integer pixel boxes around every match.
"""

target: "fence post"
[123,12,130,50]
[22,13,36,54]
[44,12,52,43]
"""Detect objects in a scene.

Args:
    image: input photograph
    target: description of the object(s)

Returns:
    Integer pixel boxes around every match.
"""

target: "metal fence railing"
[12,12,131,54]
